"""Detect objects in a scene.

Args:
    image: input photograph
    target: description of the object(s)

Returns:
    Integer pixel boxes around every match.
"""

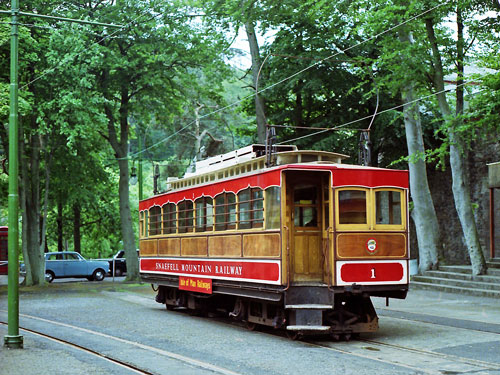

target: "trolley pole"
[4,0,23,349]
[1,3,122,349]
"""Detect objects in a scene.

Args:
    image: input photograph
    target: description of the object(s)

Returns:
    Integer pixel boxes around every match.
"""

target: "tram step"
[285,304,333,310]
[410,281,500,298]
[286,325,331,331]
[486,259,500,269]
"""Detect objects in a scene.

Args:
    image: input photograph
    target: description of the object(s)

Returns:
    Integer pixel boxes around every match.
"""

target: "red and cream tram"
[139,145,409,338]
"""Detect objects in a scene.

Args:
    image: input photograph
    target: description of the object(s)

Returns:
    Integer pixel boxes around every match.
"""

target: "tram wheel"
[331,333,341,341]
[286,330,301,340]
[245,322,257,331]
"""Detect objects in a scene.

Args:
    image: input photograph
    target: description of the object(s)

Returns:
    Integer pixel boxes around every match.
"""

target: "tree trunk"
[21,129,45,285]
[397,30,442,272]
[401,86,442,272]
[117,156,139,279]
[40,149,51,255]
[245,20,267,144]
[425,18,486,275]
[73,203,81,254]
[104,86,139,280]
[20,136,32,286]
[57,199,64,252]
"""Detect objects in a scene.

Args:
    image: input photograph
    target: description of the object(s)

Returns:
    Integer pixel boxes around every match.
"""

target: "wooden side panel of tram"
[208,235,242,257]
[181,237,208,256]
[140,239,158,256]
[243,233,280,257]
[336,233,407,259]
[158,238,180,256]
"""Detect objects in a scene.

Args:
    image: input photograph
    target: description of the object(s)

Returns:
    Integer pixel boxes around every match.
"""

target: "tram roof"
[139,146,408,210]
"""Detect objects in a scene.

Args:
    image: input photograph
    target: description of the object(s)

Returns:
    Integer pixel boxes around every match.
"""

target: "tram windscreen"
[375,190,402,225]
[338,190,367,224]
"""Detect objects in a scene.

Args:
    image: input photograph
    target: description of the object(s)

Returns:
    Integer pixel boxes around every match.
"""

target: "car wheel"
[93,269,105,282]
[45,271,54,283]
[114,268,122,277]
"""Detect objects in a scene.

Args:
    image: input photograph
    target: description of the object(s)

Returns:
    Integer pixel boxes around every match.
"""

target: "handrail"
[283,226,291,291]
[323,227,335,291]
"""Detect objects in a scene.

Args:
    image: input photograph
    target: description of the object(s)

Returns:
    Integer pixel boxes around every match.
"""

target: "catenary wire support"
[358,130,372,166]
[153,164,160,195]
[265,125,277,168]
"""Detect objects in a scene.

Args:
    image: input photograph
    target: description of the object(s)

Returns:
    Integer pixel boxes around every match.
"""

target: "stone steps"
[487,258,500,269]
[410,262,500,298]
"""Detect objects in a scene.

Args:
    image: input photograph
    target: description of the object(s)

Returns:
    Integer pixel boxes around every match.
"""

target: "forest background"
[0,0,499,284]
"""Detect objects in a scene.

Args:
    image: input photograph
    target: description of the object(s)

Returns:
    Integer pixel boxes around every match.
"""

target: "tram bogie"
[139,145,409,338]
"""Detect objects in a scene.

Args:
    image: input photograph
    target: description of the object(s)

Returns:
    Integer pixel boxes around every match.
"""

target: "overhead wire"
[6,2,449,159]
[130,2,448,158]
[276,81,483,145]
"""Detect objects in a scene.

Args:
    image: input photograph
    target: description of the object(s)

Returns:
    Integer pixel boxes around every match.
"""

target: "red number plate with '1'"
[340,262,405,283]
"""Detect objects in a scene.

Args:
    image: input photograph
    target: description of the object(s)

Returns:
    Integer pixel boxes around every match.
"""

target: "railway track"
[307,339,500,375]
[0,314,242,375]
[0,320,152,375]
[2,306,500,375]
[303,311,500,375]
[305,336,500,375]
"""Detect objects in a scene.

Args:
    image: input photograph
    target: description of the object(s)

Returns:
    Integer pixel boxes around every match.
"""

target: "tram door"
[285,171,330,283]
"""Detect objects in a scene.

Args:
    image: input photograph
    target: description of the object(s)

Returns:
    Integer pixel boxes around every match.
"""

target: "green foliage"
[2,0,499,268]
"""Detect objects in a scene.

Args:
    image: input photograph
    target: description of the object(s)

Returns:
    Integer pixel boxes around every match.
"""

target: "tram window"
[149,206,162,235]
[143,210,149,238]
[301,154,317,163]
[178,200,194,233]
[162,203,177,234]
[195,197,214,232]
[294,185,318,228]
[338,190,367,224]
[295,207,318,227]
[265,187,281,229]
[239,189,251,229]
[294,186,317,205]
[139,211,145,238]
[215,193,236,231]
[376,190,402,225]
[238,188,264,229]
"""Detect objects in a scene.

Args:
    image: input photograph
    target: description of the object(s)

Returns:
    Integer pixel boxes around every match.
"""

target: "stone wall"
[412,139,499,265]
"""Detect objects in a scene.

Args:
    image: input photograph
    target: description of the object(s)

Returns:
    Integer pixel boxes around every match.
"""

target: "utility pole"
[1,3,122,349]
[4,0,23,349]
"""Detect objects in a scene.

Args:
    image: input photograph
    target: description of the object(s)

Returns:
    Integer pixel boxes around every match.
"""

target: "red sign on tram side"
[179,276,213,294]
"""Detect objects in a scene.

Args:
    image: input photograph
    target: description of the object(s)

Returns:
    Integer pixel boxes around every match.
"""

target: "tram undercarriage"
[152,281,398,340]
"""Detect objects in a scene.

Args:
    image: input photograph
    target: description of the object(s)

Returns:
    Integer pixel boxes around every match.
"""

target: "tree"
[202,0,272,144]
[68,0,231,279]
[424,6,486,275]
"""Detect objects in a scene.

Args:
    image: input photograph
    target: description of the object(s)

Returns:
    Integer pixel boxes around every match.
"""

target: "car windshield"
[67,253,83,261]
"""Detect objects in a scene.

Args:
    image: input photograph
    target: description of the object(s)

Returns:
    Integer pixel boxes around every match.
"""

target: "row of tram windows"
[141,187,281,237]
[336,188,406,230]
